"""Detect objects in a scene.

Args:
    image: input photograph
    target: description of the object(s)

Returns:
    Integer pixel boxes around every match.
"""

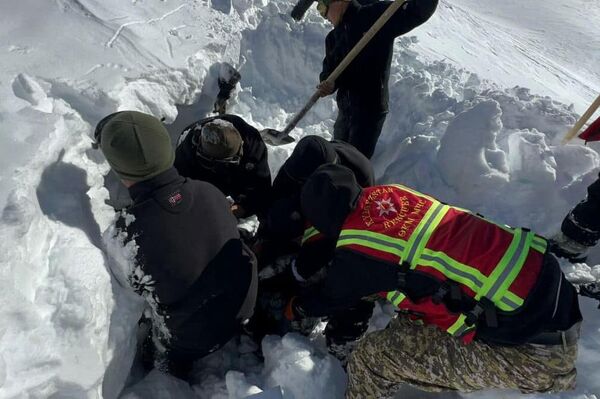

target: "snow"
[415,0,600,114]
[1,0,600,398]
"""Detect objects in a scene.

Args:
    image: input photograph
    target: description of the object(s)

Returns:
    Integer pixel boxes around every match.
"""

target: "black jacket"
[321,0,438,113]
[262,136,374,239]
[174,114,271,216]
[122,168,257,358]
[295,165,581,346]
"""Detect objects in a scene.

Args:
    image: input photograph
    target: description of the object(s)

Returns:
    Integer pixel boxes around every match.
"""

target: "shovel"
[261,0,409,146]
[561,93,600,144]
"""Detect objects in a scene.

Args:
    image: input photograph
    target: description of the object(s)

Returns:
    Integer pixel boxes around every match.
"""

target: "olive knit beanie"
[97,111,174,182]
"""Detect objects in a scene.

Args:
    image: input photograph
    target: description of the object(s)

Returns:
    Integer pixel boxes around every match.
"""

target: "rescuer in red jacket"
[286,164,581,396]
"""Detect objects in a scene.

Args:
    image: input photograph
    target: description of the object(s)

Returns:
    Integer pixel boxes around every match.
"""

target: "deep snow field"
[1,0,600,398]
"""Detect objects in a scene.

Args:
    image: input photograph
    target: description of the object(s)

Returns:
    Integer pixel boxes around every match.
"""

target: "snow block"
[262,334,347,399]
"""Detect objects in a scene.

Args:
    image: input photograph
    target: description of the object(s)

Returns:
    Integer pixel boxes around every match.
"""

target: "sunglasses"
[92,112,124,149]
[196,151,242,167]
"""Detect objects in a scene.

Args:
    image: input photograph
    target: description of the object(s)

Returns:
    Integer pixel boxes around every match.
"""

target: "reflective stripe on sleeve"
[386,291,406,307]
[447,314,475,337]
[302,227,320,244]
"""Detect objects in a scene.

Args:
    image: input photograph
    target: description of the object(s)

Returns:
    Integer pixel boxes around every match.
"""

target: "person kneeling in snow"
[285,164,581,397]
[260,135,374,243]
[96,111,257,379]
[174,114,271,219]
[249,136,375,355]
[551,174,600,301]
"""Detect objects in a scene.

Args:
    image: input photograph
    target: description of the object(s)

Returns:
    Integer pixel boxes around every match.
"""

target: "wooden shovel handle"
[282,0,409,135]
[562,94,600,144]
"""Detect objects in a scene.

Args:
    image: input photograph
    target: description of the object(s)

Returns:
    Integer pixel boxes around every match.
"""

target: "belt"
[528,323,580,346]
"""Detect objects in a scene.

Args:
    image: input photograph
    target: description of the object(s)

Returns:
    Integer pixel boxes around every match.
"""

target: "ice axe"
[561,93,600,144]
[261,0,409,146]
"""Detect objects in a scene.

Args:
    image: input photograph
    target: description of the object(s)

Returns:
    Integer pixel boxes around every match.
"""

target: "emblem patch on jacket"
[168,191,183,207]
[361,187,428,238]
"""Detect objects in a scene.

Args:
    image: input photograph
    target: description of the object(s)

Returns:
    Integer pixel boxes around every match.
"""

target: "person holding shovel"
[316,0,438,158]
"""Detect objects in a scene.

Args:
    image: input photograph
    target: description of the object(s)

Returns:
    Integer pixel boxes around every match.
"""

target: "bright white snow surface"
[1,0,600,398]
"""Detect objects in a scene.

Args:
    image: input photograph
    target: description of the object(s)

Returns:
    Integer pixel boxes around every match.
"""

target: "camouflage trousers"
[346,316,578,398]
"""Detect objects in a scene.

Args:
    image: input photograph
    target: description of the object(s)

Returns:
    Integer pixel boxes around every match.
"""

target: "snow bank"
[261,334,346,399]
[0,81,145,398]
[374,42,600,236]
[1,0,600,398]
[416,0,600,114]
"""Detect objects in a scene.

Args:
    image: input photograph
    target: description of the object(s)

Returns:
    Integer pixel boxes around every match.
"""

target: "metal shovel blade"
[260,128,296,146]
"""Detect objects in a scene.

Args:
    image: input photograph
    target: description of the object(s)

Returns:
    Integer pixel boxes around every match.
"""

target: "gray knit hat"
[199,120,243,159]
[96,111,174,182]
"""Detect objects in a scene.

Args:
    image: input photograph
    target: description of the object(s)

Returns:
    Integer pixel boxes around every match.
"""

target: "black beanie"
[284,136,338,181]
[300,164,362,238]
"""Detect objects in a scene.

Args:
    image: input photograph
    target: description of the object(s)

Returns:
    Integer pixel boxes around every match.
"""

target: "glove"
[316,81,335,97]
[579,282,600,308]
[549,232,590,263]
[213,96,227,115]
[291,0,315,21]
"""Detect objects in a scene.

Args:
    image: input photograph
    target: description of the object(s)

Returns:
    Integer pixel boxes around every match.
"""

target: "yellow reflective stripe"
[497,291,524,311]
[386,291,406,307]
[490,232,534,303]
[338,229,408,257]
[475,229,534,312]
[337,237,405,258]
[302,227,320,245]
[503,290,524,307]
[340,229,408,246]
[447,314,474,337]
[472,214,546,254]
[411,204,450,265]
[340,228,528,312]
[531,236,547,253]
[476,229,522,300]
[420,248,525,311]
[419,249,486,293]
[403,202,449,267]
[339,229,528,311]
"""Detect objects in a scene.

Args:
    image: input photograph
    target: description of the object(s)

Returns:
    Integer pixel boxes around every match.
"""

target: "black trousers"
[333,108,387,159]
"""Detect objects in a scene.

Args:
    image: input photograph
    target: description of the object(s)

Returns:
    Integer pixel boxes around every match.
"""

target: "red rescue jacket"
[335,184,548,343]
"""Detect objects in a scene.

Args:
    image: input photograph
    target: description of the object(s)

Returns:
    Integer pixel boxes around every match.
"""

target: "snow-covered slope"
[1,0,599,398]
[416,0,600,114]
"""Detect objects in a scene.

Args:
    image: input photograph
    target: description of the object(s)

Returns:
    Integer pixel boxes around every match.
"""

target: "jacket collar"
[128,167,184,204]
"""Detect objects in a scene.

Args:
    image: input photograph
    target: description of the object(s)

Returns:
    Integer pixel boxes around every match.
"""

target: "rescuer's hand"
[316,80,335,97]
